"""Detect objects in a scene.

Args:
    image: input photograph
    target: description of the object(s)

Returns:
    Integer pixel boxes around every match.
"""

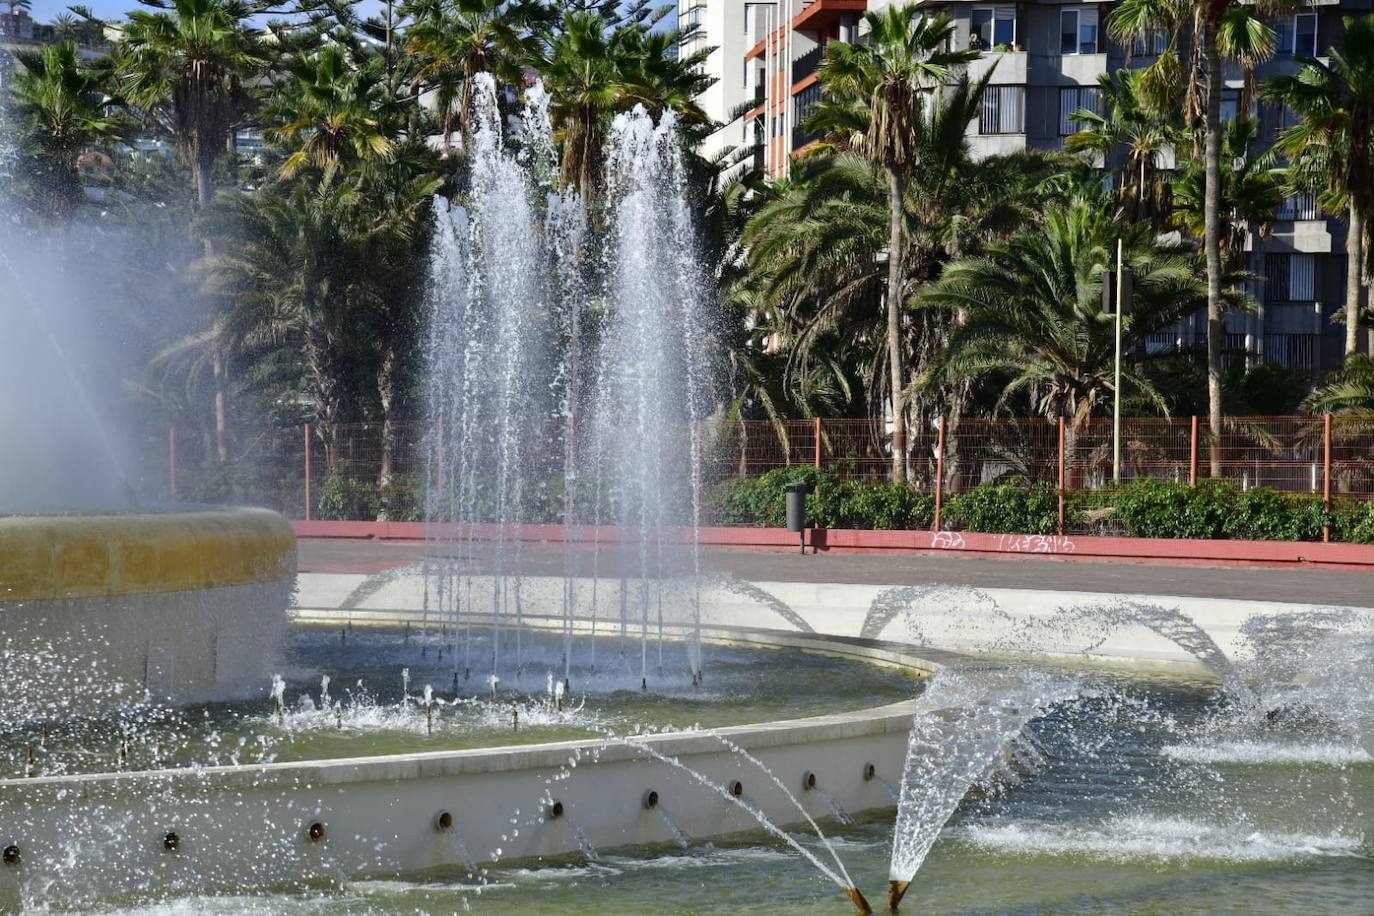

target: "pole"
[933,416,946,531]
[1189,415,1199,487]
[304,423,313,522]
[813,417,822,469]
[1323,413,1332,543]
[1113,237,1124,483]
[1057,416,1066,536]
[168,427,177,502]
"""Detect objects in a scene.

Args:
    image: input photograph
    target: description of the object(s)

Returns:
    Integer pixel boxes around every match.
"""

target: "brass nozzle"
[887,879,910,912]
[845,887,873,914]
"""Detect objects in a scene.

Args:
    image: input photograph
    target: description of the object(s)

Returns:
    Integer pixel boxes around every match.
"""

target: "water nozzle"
[162,831,180,852]
[435,810,453,832]
[863,762,876,782]
[802,771,817,792]
[642,789,659,810]
[547,800,564,820]
[2,845,18,866]
[728,780,743,798]
[845,886,873,914]
[887,879,910,912]
[307,821,326,842]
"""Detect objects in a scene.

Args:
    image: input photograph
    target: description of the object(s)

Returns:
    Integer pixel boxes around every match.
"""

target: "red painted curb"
[290,520,1374,571]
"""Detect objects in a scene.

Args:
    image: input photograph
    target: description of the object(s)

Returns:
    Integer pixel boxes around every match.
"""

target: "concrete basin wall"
[0,634,941,909]
[0,509,296,701]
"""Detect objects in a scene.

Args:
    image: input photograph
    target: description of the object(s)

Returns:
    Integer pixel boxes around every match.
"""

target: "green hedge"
[706,467,933,530]
[703,474,1374,544]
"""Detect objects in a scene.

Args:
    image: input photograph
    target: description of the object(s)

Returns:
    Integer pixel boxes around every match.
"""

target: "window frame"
[971,6,1016,50]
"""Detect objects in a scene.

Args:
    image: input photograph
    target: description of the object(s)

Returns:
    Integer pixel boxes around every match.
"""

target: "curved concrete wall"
[0,633,942,909]
[0,509,296,703]
[0,508,295,601]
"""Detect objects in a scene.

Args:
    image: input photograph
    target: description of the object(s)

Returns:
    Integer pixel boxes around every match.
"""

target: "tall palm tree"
[1111,0,1280,475]
[401,0,546,151]
[923,199,1238,423]
[114,0,266,210]
[1302,354,1374,414]
[1265,14,1374,357]
[540,11,623,196]
[807,5,977,481]
[6,42,126,223]
[114,0,265,461]
[263,45,395,180]
[203,180,364,468]
[1065,68,1183,226]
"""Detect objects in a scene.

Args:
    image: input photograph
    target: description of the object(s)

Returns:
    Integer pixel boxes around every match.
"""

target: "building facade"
[689,0,1369,376]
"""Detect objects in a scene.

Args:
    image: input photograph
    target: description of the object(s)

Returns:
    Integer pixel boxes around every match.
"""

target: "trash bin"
[785,480,812,554]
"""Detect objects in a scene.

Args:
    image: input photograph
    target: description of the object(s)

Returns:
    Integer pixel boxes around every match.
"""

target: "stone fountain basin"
[0,629,955,908]
[0,508,295,702]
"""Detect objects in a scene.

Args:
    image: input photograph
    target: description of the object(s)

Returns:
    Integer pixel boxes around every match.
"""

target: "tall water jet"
[423,81,713,686]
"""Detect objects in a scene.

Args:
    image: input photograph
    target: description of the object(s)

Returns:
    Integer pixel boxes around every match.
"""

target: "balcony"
[793,44,824,84]
[793,0,867,33]
[1277,194,1318,221]
[968,51,1027,86]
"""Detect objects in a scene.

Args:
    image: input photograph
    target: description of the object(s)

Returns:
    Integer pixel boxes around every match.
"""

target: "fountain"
[4,69,1374,916]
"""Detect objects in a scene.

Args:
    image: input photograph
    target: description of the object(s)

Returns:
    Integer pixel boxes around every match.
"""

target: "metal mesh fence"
[150,415,1374,520]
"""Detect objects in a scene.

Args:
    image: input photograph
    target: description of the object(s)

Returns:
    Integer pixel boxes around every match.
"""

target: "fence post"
[1057,416,1066,537]
[168,427,177,502]
[303,423,313,522]
[813,416,822,469]
[1323,413,1332,543]
[933,416,946,532]
[1189,416,1199,488]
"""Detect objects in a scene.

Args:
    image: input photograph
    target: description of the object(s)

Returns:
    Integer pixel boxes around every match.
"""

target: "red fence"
[156,415,1374,523]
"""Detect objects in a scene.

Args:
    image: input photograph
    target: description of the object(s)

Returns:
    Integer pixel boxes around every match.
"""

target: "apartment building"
[690,0,1365,375]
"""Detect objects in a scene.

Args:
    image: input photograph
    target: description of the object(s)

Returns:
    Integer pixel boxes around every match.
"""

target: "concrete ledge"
[290,520,1374,571]
[1,509,295,601]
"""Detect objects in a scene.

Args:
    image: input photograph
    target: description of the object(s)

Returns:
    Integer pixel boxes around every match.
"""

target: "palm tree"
[1110,0,1280,475]
[263,45,395,180]
[540,11,623,196]
[6,42,126,223]
[114,0,266,210]
[807,5,977,481]
[1264,14,1374,358]
[203,180,365,468]
[1303,355,1374,414]
[401,0,546,151]
[1065,68,1183,226]
[114,0,266,461]
[923,199,1239,423]
[1171,116,1282,359]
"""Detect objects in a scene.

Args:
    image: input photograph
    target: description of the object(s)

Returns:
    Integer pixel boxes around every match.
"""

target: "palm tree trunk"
[1203,29,1225,478]
[211,346,228,462]
[886,165,908,483]
[1346,201,1363,357]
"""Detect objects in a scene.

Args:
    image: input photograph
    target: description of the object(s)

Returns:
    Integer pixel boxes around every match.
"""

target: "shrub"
[1113,480,1231,539]
[316,467,381,521]
[837,482,935,530]
[1223,486,1324,542]
[944,482,1064,535]
[1333,499,1374,544]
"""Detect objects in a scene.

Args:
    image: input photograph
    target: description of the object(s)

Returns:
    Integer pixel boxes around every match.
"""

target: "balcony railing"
[1278,194,1319,221]
[793,45,823,84]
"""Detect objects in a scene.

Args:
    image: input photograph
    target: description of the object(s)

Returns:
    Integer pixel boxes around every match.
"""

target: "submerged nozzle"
[887,879,910,912]
[845,886,873,914]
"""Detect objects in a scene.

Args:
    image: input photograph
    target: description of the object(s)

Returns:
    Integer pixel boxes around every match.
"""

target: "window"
[1294,13,1317,57]
[1132,29,1167,56]
[1060,8,1098,55]
[970,7,1015,50]
[1278,13,1317,56]
[1221,90,1239,122]
[1264,253,1315,302]
[1059,86,1102,135]
[980,85,1025,134]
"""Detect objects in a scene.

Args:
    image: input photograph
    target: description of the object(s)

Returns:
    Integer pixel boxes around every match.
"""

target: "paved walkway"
[299,538,1374,608]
